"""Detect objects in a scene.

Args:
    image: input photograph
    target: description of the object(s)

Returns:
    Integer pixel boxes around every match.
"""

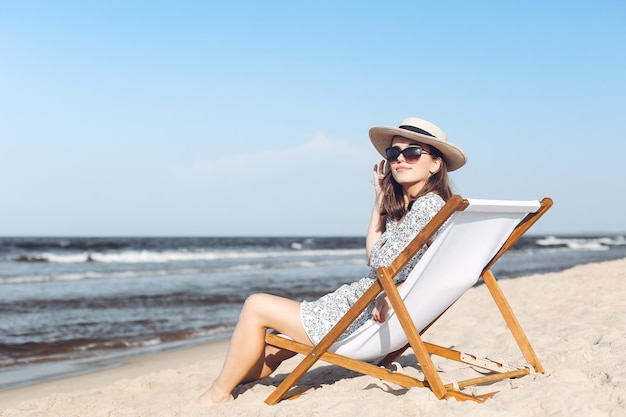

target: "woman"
[197,117,467,406]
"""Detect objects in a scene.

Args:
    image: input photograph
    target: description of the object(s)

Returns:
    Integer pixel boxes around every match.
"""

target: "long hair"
[379,146,453,222]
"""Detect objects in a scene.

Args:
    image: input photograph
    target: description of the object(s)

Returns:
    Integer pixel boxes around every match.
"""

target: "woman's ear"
[430,158,442,175]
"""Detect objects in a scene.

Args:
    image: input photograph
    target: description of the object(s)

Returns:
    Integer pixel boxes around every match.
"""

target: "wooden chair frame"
[264,195,553,404]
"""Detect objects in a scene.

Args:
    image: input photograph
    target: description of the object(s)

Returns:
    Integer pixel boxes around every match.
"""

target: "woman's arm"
[365,161,386,265]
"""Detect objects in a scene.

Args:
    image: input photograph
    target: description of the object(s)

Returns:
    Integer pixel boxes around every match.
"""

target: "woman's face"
[388,136,442,196]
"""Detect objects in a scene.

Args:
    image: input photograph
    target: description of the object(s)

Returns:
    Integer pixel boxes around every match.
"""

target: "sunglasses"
[385,146,430,164]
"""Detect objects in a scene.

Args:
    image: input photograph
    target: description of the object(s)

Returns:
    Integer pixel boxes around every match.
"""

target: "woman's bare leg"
[197,293,312,406]
[240,341,298,383]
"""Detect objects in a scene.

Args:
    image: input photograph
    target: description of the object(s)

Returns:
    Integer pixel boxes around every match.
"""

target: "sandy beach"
[1,257,624,417]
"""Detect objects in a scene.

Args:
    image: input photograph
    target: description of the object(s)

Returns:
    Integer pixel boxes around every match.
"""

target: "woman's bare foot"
[196,384,234,407]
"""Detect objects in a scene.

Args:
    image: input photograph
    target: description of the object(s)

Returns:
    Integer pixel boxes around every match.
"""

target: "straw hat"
[369,117,467,171]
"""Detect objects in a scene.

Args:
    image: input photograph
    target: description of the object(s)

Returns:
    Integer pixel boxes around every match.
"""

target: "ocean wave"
[12,248,365,264]
[535,235,625,251]
[0,257,365,285]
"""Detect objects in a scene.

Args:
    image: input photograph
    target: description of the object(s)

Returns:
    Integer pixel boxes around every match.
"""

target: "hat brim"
[369,126,467,171]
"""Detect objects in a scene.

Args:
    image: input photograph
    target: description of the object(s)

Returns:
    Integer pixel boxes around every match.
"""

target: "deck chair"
[265,195,553,404]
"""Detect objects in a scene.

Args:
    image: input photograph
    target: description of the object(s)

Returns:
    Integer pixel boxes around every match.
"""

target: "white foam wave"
[0,257,365,285]
[536,235,625,251]
[40,248,365,264]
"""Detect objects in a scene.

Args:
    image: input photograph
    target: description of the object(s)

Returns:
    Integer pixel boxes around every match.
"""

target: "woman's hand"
[372,281,403,323]
[366,159,388,266]
[372,294,391,323]
[373,159,387,195]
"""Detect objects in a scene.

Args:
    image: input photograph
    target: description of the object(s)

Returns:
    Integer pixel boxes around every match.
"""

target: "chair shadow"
[233,354,420,399]
[362,382,410,396]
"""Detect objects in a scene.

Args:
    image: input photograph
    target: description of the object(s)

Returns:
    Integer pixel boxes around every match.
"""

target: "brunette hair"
[379,145,453,221]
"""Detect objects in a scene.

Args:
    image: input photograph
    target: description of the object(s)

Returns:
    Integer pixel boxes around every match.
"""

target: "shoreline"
[0,339,231,408]
[1,257,625,416]
[0,335,231,392]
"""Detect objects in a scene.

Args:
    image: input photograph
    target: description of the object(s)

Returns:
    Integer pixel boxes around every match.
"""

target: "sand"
[1,258,625,417]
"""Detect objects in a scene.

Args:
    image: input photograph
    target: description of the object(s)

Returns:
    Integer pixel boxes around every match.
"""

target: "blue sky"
[1,1,624,236]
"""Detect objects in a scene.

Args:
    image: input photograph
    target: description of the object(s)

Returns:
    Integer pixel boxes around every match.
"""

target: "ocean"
[1,234,625,389]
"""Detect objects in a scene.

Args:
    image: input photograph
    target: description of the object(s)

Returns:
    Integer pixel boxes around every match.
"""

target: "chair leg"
[377,267,449,399]
[482,269,544,374]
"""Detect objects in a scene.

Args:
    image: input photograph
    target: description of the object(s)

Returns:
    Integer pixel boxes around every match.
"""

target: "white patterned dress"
[300,192,446,345]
